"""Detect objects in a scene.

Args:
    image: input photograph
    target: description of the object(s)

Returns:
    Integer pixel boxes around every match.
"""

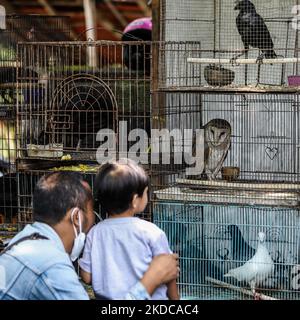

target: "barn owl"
[204,119,231,180]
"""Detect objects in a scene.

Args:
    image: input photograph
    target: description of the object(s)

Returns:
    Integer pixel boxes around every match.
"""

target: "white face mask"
[70,208,86,262]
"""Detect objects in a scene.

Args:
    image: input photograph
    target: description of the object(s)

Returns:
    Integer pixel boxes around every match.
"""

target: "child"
[79,159,179,300]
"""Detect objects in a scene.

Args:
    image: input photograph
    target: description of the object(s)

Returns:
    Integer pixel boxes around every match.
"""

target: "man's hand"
[140,254,179,296]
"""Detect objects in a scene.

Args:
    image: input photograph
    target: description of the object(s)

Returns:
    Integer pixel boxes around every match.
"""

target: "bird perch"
[187,57,300,65]
[206,276,278,300]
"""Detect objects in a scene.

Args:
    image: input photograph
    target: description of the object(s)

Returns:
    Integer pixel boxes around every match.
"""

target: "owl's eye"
[220,132,225,137]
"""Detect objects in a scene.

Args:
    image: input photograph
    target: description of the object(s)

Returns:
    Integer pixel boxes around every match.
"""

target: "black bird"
[233,0,277,63]
[227,224,256,263]
[181,241,225,283]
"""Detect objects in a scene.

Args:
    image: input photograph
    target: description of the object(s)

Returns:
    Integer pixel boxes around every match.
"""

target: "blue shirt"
[0,222,150,300]
[79,217,172,300]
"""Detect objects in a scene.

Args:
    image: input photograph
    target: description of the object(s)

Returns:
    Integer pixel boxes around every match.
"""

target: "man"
[0,172,179,300]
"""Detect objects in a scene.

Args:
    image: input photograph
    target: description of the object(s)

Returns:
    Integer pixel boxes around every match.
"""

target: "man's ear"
[70,207,82,229]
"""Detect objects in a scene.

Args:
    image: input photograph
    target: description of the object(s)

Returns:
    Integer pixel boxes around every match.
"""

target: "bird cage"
[0,15,70,242]
[17,168,152,229]
[150,86,300,301]
[16,40,152,168]
[149,0,300,300]
[17,169,100,229]
[158,0,300,89]
[151,90,300,185]
[1,15,70,112]
[152,202,300,300]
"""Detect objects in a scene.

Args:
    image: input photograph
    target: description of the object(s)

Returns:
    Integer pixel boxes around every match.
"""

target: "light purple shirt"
[79,217,172,300]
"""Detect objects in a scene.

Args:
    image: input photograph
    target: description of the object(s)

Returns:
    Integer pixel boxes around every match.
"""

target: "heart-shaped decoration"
[265,146,278,160]
[216,247,230,260]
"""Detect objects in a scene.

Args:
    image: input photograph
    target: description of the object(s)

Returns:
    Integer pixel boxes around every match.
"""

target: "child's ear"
[132,194,139,209]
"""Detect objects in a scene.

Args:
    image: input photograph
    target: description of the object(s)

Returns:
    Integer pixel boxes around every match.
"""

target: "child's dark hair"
[95,159,149,215]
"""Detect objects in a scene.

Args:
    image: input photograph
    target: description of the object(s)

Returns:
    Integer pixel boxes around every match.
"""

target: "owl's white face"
[205,126,231,147]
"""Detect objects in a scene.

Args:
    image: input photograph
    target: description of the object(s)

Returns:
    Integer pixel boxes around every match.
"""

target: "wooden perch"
[206,276,278,300]
[187,57,300,65]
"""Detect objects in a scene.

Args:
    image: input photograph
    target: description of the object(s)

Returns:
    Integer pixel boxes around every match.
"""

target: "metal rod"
[296,0,299,75]
[187,57,300,65]
[256,59,261,86]
[281,21,291,85]
[206,277,278,300]
[213,0,217,58]
[245,50,248,86]
[83,0,98,67]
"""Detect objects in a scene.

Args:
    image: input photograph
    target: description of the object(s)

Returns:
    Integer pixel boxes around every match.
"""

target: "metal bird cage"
[150,90,300,301]
[0,15,70,242]
[158,0,300,89]
[17,168,152,229]
[1,15,70,116]
[152,201,300,300]
[149,0,300,301]
[16,41,152,168]
[151,91,300,189]
[17,169,100,229]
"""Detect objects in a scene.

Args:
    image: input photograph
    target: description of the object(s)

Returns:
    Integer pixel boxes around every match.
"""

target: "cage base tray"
[159,85,300,94]
[154,186,300,208]
[176,178,300,191]
[17,158,98,171]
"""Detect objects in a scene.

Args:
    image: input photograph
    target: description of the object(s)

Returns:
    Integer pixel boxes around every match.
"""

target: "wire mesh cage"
[151,90,300,186]
[158,0,300,89]
[0,15,70,118]
[17,168,152,229]
[0,168,18,244]
[153,201,300,300]
[149,88,300,300]
[16,41,152,166]
[0,118,17,229]
[17,169,100,228]
[150,0,300,301]
[0,15,70,242]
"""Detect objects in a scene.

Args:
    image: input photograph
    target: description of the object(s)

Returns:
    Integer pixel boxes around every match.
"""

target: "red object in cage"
[288,76,300,86]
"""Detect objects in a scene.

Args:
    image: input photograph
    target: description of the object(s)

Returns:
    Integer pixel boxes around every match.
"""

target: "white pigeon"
[224,232,274,299]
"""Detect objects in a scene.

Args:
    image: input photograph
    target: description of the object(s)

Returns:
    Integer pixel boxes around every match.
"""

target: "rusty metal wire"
[0,15,70,237]
[17,41,152,163]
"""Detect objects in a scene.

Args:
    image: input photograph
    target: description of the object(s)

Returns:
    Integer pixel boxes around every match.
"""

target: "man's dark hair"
[33,172,93,225]
[95,159,149,215]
